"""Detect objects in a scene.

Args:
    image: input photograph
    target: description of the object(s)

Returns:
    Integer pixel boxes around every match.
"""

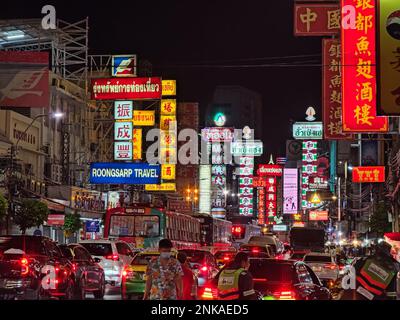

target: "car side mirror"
[94,257,101,263]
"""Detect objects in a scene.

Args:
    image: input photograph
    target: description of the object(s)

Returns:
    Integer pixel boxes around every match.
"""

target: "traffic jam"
[1,217,397,301]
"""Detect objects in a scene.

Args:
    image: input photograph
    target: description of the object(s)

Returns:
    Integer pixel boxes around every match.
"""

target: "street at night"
[0,1,400,315]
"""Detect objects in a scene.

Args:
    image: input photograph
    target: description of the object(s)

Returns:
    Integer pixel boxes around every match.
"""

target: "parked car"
[303,252,340,288]
[0,235,75,300]
[250,258,332,300]
[121,250,178,300]
[58,244,105,299]
[79,239,135,286]
[178,249,219,287]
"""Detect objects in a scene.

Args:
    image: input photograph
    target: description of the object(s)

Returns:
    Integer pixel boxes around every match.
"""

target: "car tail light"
[122,267,135,279]
[223,256,230,261]
[201,287,217,300]
[253,278,268,283]
[252,248,260,253]
[105,254,119,261]
[72,263,77,272]
[324,263,337,270]
[339,265,345,270]
[200,266,208,273]
[274,290,296,300]
[20,257,29,276]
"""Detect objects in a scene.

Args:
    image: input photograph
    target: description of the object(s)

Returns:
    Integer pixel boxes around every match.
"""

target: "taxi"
[121,249,177,300]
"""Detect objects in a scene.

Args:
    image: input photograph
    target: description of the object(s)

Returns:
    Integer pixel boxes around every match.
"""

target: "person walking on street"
[215,252,257,300]
[177,251,198,300]
[143,239,183,300]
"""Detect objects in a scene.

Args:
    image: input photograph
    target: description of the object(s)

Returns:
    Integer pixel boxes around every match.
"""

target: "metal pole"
[338,177,341,222]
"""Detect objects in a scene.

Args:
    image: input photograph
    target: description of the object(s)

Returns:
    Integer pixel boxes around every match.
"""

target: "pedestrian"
[341,241,400,300]
[143,239,183,300]
[177,251,197,300]
[215,251,257,300]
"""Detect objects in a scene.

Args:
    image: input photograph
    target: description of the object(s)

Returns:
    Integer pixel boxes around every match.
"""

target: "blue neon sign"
[89,163,161,185]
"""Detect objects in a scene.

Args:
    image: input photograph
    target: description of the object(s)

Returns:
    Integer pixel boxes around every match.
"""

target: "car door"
[76,247,103,289]
[294,263,315,300]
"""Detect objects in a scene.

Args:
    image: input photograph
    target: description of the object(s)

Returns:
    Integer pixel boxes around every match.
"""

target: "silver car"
[303,252,339,283]
[79,240,135,286]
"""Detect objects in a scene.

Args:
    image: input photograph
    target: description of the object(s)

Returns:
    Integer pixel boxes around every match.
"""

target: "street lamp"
[7,112,64,233]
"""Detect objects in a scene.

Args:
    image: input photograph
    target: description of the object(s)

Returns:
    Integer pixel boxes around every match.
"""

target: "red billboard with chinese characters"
[294,4,340,36]
[309,211,329,221]
[257,164,283,177]
[323,38,353,140]
[253,177,267,188]
[0,51,49,108]
[91,77,162,100]
[352,166,385,183]
[341,0,388,133]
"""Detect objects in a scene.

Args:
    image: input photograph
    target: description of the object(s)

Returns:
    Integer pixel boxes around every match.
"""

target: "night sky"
[1,0,323,159]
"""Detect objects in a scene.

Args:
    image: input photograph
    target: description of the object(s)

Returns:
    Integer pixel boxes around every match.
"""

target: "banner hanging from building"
[322,38,352,139]
[294,3,340,36]
[0,51,49,108]
[341,0,388,133]
[89,163,161,185]
[377,0,400,115]
[91,77,162,100]
[352,166,385,183]
[283,168,299,214]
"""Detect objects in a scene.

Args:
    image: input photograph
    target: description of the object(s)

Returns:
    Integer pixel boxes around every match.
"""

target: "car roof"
[249,257,297,265]
[79,239,118,244]
[304,252,331,256]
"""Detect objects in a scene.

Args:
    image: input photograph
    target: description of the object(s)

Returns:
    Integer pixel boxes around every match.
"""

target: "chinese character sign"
[114,101,133,120]
[161,99,177,115]
[265,176,277,221]
[114,122,133,141]
[294,4,340,36]
[301,141,318,209]
[341,0,388,132]
[377,0,400,115]
[161,164,176,180]
[133,128,142,160]
[323,39,353,139]
[352,166,385,183]
[257,187,266,225]
[114,142,132,160]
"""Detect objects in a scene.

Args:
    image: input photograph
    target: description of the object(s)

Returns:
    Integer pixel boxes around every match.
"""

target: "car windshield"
[0,236,45,255]
[132,254,158,265]
[59,246,73,259]
[304,255,332,263]
[80,243,112,256]
[249,259,293,282]
[179,250,205,264]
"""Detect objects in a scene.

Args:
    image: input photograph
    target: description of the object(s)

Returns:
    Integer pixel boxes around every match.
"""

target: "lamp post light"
[6,112,64,233]
[186,187,199,213]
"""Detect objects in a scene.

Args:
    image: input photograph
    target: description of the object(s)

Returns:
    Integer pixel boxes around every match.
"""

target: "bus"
[104,206,201,249]
[228,216,262,249]
[193,214,233,251]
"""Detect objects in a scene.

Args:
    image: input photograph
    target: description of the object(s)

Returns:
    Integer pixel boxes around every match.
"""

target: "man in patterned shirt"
[143,239,184,300]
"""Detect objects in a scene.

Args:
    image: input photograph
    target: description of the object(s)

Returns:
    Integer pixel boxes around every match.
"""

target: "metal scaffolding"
[0,18,89,89]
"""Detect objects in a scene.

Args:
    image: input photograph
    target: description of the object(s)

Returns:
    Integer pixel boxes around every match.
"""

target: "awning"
[40,198,65,212]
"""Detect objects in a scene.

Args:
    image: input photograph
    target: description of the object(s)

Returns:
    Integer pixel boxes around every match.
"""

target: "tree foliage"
[62,213,82,237]
[369,202,392,237]
[0,193,8,222]
[14,199,49,234]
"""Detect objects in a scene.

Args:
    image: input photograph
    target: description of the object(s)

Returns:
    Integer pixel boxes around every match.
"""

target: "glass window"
[109,215,135,237]
[46,240,62,258]
[116,242,132,256]
[297,263,314,284]
[249,260,293,282]
[59,245,73,259]
[132,254,158,265]
[304,255,332,263]
[74,247,90,261]
[134,216,160,237]
[81,243,112,256]
[0,236,45,255]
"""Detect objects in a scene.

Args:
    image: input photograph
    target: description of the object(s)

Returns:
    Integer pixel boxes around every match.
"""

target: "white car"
[303,252,339,283]
[79,239,135,286]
